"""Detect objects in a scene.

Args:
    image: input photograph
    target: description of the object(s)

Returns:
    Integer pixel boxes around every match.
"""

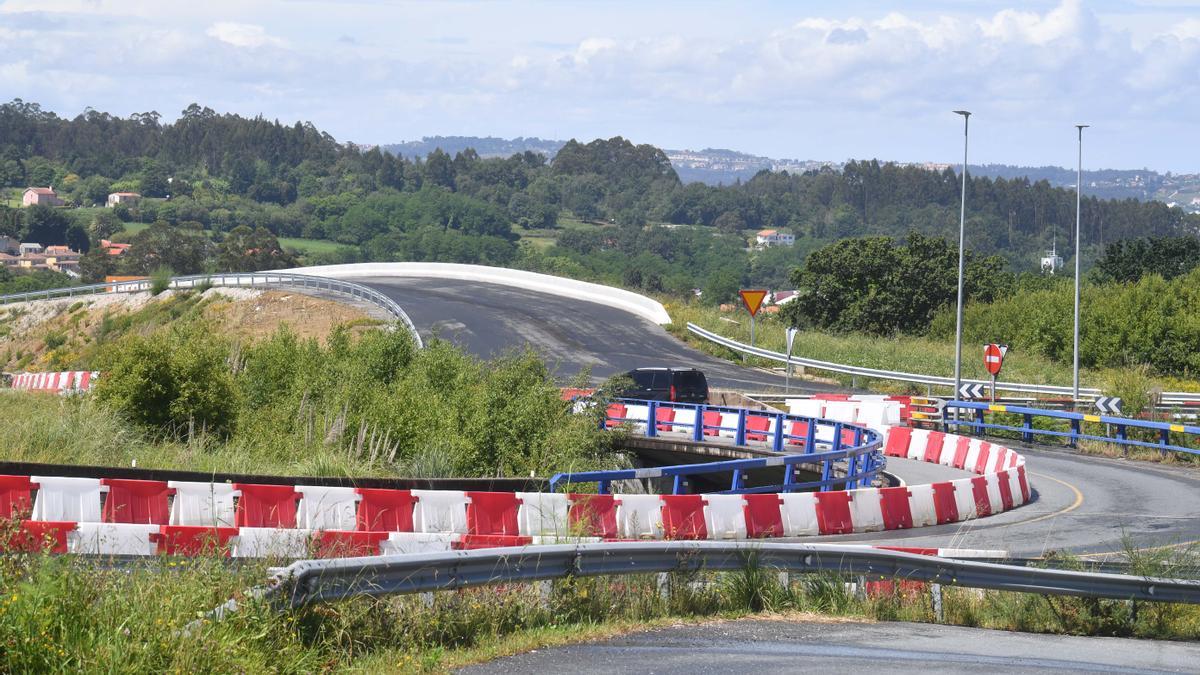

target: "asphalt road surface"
[365,275,1200,558]
[458,619,1200,674]
[362,277,832,392]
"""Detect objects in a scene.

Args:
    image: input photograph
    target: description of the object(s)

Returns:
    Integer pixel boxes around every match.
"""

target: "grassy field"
[2,545,1198,672]
[661,300,1198,399]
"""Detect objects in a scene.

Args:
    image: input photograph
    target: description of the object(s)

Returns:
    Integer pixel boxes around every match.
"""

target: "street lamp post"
[1073,124,1088,405]
[952,110,971,404]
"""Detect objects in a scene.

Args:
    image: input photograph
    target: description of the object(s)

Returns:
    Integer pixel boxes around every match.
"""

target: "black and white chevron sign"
[958,383,987,400]
[1094,396,1123,415]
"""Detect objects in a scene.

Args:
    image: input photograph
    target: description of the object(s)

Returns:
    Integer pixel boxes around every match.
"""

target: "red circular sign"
[983,344,1004,376]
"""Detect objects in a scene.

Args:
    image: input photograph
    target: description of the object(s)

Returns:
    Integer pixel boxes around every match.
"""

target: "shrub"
[149,266,174,296]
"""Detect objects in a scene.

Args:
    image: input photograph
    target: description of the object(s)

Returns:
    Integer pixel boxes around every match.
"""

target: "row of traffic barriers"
[945,400,1200,456]
[552,399,884,494]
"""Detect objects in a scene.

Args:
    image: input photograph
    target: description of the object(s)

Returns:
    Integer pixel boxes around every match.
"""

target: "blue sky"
[1,0,1198,172]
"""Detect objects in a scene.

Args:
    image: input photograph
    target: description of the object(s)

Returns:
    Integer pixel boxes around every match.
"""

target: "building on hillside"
[755,229,795,248]
[106,192,142,207]
[100,239,131,256]
[22,187,63,207]
[19,242,43,255]
[43,245,82,274]
[0,236,18,255]
[16,253,50,270]
[772,290,799,305]
[0,252,18,267]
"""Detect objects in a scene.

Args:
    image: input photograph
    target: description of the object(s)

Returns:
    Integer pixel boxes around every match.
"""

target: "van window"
[674,370,705,391]
[630,370,657,389]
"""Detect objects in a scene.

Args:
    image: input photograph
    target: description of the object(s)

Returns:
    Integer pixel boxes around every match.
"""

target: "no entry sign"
[984,343,1008,376]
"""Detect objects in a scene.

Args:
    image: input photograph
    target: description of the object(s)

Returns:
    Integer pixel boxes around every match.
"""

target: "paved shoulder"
[459,618,1200,674]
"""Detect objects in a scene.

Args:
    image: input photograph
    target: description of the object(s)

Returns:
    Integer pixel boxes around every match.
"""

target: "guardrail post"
[693,404,705,442]
[975,408,985,435]
[822,423,843,492]
[646,401,658,438]
[772,413,784,453]
[735,409,747,446]
[804,419,816,455]
[1022,413,1034,444]
[1160,428,1171,457]
[672,474,684,495]
[1070,418,1081,448]
[1115,424,1127,448]
[845,454,858,490]
[730,469,744,492]
[598,480,610,495]
[782,459,795,491]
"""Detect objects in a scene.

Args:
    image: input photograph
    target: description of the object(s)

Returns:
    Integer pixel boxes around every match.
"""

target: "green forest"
[2,99,1198,303]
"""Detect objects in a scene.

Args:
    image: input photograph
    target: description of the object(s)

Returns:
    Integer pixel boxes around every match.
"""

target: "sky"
[1,0,1198,172]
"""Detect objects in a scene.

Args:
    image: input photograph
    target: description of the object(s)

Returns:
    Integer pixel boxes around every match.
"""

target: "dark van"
[618,368,708,404]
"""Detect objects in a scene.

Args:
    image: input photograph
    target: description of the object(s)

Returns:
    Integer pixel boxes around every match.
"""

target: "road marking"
[1018,471,1084,525]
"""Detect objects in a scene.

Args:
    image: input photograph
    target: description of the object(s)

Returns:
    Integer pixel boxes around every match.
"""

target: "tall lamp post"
[1073,124,1088,405]
[952,110,971,404]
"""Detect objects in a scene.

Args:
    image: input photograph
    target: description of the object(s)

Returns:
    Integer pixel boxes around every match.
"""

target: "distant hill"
[377,136,1200,213]
[382,136,565,159]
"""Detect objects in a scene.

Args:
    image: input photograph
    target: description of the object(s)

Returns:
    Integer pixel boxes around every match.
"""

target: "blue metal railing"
[552,399,883,495]
[944,400,1200,457]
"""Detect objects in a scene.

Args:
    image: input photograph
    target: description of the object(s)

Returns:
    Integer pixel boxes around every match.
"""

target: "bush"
[92,321,238,438]
[149,266,173,296]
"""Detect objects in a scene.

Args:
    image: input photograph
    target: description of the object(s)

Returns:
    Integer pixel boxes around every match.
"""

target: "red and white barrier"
[0,399,1030,558]
[8,371,98,393]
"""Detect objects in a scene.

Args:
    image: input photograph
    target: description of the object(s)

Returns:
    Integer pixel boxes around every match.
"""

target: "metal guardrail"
[552,398,883,494]
[0,272,423,348]
[686,322,1200,405]
[231,542,1200,611]
[945,400,1200,456]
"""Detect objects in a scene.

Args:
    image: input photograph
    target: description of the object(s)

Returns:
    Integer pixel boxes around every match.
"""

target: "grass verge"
[3,545,1199,672]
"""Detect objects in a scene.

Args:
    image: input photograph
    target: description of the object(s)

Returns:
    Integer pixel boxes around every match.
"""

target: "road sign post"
[983,343,1008,403]
[738,290,768,363]
[785,326,798,394]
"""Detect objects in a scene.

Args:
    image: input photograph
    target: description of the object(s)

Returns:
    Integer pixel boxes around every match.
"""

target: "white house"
[755,229,795,247]
[106,191,142,207]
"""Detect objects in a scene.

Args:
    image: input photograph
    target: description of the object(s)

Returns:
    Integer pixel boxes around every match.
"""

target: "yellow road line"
[1019,471,1084,525]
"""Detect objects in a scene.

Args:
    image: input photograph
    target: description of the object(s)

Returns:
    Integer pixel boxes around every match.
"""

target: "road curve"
[361,277,834,392]
[362,276,1200,557]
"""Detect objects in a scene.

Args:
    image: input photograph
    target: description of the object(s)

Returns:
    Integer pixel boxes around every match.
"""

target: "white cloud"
[205,22,285,49]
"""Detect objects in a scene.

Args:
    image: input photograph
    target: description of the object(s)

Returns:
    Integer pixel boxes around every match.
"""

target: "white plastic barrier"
[846,487,884,533]
[704,494,748,540]
[412,490,470,534]
[31,476,103,522]
[232,528,312,558]
[779,492,819,536]
[516,492,571,537]
[296,485,360,531]
[381,532,458,555]
[72,523,158,556]
[168,481,237,527]
[615,494,664,539]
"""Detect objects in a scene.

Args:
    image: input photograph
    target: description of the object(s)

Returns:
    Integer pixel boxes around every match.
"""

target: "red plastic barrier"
[743,494,784,538]
[355,488,417,532]
[970,476,992,517]
[4,521,73,553]
[605,403,627,429]
[814,492,854,535]
[930,482,959,524]
[951,437,971,469]
[923,431,945,464]
[156,525,237,556]
[973,443,993,475]
[655,407,676,432]
[466,491,522,537]
[996,471,1015,511]
[745,415,770,442]
[1017,466,1031,503]
[787,420,810,446]
[661,495,707,540]
[702,411,723,436]
[314,530,390,557]
[454,534,533,550]
[878,487,914,530]
[233,483,300,528]
[568,494,618,539]
[884,427,912,457]
[814,394,852,401]
[0,475,34,519]
[101,478,172,525]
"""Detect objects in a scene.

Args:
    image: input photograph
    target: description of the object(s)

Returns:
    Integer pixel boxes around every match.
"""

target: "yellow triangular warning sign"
[739,289,768,317]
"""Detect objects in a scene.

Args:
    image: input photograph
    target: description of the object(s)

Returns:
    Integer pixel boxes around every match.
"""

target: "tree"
[782,233,1012,335]
[90,211,125,241]
[79,246,117,283]
[217,225,297,272]
[122,221,212,274]
[140,160,170,197]
[1091,236,1200,283]
[22,205,71,246]
[65,224,91,253]
[714,210,745,235]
